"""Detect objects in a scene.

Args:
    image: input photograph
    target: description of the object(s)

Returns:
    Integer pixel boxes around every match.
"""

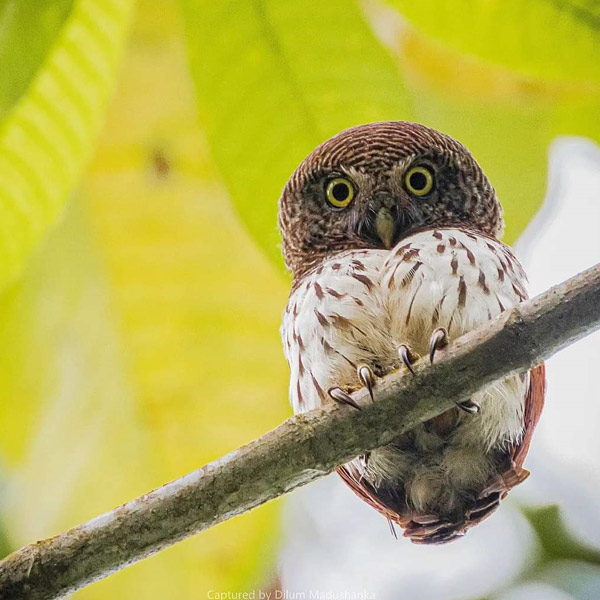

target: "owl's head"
[278,121,503,278]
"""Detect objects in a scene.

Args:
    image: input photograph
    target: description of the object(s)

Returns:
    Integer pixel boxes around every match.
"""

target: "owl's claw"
[429,327,449,364]
[456,399,480,414]
[328,387,362,411]
[398,344,417,375]
[357,364,376,401]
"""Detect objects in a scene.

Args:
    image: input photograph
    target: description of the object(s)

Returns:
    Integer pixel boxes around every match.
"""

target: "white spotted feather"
[282,228,530,516]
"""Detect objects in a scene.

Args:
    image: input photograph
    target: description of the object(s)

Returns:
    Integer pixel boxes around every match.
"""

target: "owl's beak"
[374,207,395,249]
[359,195,417,249]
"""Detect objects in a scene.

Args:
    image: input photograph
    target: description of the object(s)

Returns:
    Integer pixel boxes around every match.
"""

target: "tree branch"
[1,262,600,600]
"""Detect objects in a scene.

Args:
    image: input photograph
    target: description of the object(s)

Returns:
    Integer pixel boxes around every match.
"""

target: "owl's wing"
[336,463,411,530]
[512,363,546,468]
[473,362,546,498]
[338,363,546,544]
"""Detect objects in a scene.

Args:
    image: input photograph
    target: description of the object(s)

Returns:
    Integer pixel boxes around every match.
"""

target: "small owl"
[279,121,545,544]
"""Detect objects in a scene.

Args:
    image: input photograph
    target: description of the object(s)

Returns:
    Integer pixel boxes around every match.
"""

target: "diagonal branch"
[1,262,600,600]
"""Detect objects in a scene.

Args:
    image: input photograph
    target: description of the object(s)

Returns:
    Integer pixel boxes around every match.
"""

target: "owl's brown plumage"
[278,121,545,544]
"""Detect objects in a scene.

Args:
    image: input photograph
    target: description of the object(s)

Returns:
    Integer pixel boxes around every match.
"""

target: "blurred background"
[0,0,599,598]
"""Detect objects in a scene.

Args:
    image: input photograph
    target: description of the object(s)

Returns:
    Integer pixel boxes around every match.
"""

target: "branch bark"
[1,262,600,600]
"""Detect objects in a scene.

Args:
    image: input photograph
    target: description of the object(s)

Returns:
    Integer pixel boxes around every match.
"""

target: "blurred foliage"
[525,505,600,566]
[387,0,600,83]
[538,560,600,599]
[0,0,134,289]
[0,0,288,597]
[0,0,73,115]
[0,0,598,598]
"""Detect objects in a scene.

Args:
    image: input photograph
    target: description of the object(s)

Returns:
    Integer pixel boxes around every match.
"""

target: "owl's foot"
[456,399,480,414]
[357,364,376,401]
[328,387,361,411]
[427,327,478,414]
[329,364,377,409]
[398,344,418,375]
[428,327,449,363]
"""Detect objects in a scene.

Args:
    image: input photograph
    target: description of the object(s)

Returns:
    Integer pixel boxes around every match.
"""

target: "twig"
[1,262,600,600]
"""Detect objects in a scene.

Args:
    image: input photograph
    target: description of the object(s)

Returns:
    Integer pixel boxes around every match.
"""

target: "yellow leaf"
[0,0,290,597]
[0,0,134,289]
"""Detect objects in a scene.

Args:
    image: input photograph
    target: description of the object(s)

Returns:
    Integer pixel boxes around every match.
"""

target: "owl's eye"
[325,178,355,208]
[405,166,434,196]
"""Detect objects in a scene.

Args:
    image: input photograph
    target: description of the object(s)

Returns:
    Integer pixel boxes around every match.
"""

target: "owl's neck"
[287,251,326,289]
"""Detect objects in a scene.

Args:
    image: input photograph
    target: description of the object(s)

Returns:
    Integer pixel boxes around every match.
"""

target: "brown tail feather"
[337,364,546,544]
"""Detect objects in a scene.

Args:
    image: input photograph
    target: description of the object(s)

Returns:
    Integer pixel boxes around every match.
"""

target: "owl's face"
[279,121,503,278]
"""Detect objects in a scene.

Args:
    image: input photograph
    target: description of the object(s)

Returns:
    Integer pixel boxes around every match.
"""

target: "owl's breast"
[282,228,528,423]
[381,228,527,356]
[282,247,389,413]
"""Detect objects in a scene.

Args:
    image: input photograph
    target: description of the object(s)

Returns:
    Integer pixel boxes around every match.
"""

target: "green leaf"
[524,505,600,565]
[386,0,600,84]
[181,0,412,265]
[0,0,74,116]
[0,0,134,290]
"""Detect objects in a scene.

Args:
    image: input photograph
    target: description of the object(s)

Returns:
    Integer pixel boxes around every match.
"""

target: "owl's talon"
[429,327,449,364]
[456,399,480,414]
[398,344,417,375]
[357,364,376,401]
[328,387,362,411]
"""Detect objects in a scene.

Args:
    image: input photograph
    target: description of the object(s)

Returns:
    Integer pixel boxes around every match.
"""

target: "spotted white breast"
[281,227,536,537]
[283,227,527,427]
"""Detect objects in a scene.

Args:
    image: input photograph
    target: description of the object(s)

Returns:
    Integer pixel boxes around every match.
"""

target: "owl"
[278,121,545,544]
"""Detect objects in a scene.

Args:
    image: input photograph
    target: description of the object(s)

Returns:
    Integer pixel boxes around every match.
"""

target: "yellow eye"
[326,178,355,208]
[405,166,434,196]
